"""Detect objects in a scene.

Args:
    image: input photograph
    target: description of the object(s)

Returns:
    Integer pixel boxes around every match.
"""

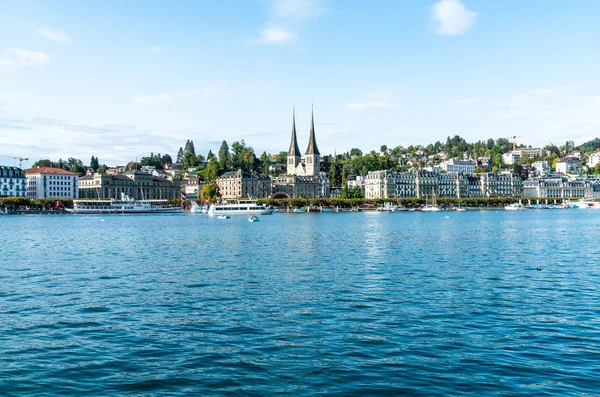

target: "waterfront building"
[364,170,416,199]
[478,172,523,198]
[216,170,271,200]
[25,167,79,199]
[78,171,181,200]
[437,172,467,198]
[523,177,592,199]
[439,159,476,174]
[272,107,330,198]
[0,166,27,197]
[363,170,523,199]
[415,171,438,198]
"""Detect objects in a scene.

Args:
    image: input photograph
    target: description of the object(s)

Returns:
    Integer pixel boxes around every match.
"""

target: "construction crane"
[0,155,29,167]
[507,132,545,151]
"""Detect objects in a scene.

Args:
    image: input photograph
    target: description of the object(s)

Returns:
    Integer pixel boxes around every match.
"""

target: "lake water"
[2,210,600,395]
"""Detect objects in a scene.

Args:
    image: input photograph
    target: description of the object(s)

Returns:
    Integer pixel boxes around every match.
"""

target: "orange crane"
[0,155,29,167]
[507,132,545,151]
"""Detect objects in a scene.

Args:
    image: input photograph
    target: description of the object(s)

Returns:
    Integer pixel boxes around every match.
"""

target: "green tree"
[200,181,220,201]
[32,159,52,168]
[351,186,363,198]
[276,151,287,163]
[141,153,163,169]
[161,154,172,166]
[90,156,99,171]
[329,162,341,187]
[67,158,86,174]
[204,157,220,181]
[349,148,362,157]
[380,145,387,153]
[207,150,215,160]
[176,147,184,163]
[218,140,231,171]
[97,164,108,174]
[183,151,198,168]
[184,140,196,157]
[261,151,270,174]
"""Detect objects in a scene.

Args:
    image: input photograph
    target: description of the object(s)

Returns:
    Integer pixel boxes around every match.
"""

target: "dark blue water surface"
[2,210,600,396]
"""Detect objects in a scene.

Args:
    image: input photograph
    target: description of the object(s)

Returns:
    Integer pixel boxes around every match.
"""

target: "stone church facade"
[272,107,330,198]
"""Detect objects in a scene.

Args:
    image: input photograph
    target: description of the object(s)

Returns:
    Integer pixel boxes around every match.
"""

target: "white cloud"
[529,88,554,96]
[432,0,477,36]
[150,46,163,53]
[132,93,174,105]
[271,0,327,19]
[0,48,52,70]
[253,27,297,45]
[39,27,69,43]
[450,98,480,104]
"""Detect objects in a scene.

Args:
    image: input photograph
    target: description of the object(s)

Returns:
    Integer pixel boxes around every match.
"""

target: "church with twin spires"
[271,106,330,198]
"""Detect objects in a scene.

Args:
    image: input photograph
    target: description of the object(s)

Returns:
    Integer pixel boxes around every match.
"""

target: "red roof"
[25,167,77,175]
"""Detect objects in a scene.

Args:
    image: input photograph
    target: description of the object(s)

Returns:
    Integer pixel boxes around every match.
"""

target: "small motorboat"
[248,216,259,222]
[455,207,467,212]
[293,208,306,213]
[217,215,230,219]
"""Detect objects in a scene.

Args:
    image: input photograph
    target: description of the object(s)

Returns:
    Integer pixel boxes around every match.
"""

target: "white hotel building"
[0,166,27,197]
[25,167,79,199]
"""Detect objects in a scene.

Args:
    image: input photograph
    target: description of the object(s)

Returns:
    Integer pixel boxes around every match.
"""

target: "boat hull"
[66,208,184,214]
[208,208,273,216]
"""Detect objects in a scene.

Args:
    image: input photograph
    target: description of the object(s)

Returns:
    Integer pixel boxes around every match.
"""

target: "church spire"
[305,104,320,155]
[288,106,301,156]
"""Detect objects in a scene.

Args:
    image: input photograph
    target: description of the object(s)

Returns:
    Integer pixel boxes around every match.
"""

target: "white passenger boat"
[67,194,183,214]
[208,199,274,217]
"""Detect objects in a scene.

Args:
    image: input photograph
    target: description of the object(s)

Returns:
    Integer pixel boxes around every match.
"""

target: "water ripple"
[1,211,600,395]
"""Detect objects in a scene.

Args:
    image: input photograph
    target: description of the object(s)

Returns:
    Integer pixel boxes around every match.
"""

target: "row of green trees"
[0,197,74,209]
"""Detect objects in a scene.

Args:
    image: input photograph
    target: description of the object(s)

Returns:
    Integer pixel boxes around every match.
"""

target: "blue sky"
[1,0,600,166]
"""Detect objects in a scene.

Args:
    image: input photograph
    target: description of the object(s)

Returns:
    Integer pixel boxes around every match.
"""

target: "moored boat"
[66,194,183,214]
[377,202,406,212]
[208,199,273,216]
[505,201,526,211]
[190,201,209,214]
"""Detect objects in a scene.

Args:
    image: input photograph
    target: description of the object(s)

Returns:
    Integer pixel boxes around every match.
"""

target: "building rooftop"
[25,167,77,175]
